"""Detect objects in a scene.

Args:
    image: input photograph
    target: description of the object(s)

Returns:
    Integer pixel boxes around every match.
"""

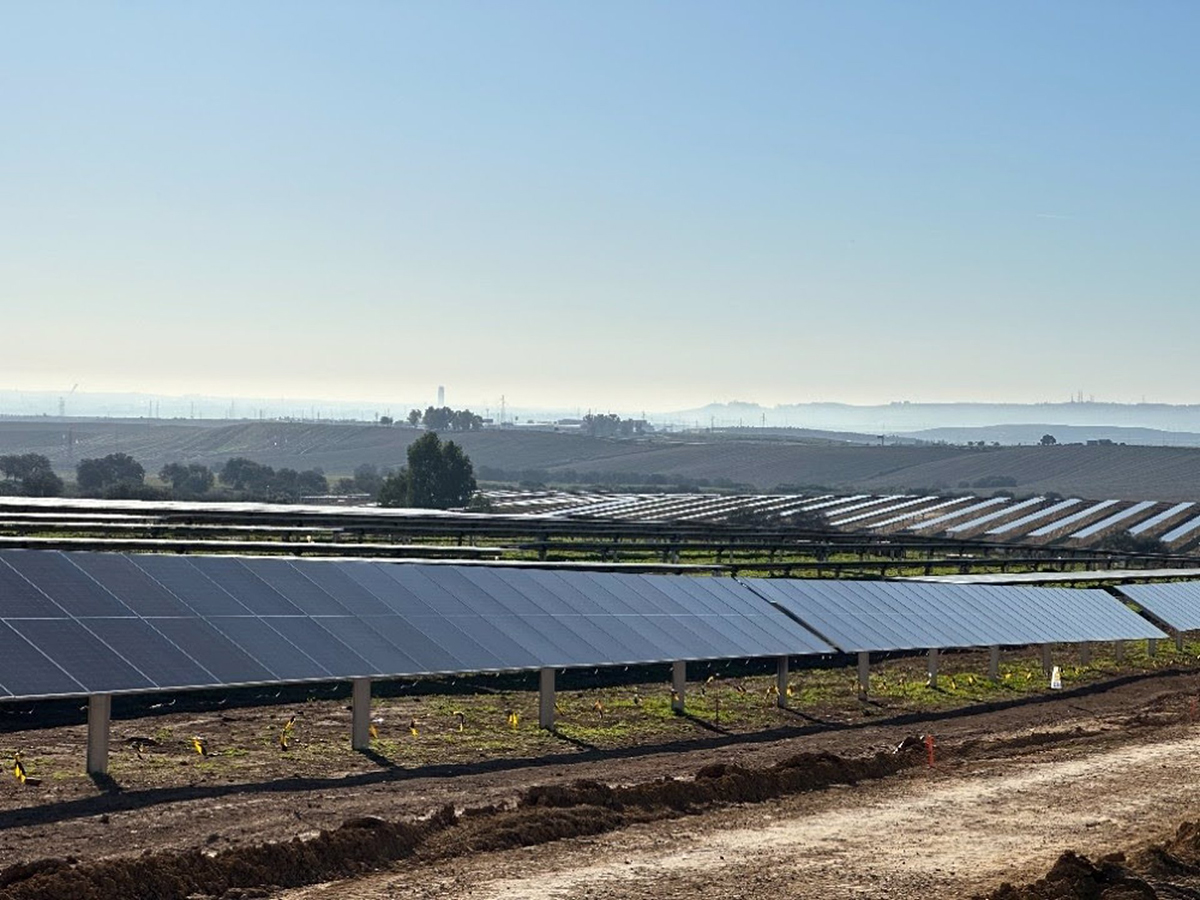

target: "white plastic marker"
[1050,666,1063,690]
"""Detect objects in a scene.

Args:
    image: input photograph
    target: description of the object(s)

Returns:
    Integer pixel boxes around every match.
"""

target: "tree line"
[0,454,63,497]
[0,431,478,509]
[582,413,649,438]
[403,406,485,431]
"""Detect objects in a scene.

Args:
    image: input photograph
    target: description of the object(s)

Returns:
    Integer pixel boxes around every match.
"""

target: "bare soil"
[3,659,1200,898]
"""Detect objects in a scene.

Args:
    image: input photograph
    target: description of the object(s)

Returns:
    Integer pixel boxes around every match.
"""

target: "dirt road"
[4,669,1200,899]
[280,727,1200,900]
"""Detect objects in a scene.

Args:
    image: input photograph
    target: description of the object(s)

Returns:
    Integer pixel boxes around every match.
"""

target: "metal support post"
[926,648,939,688]
[988,645,1000,680]
[1176,632,1185,653]
[539,667,556,729]
[1041,643,1052,675]
[776,656,789,708]
[1115,640,1125,664]
[672,660,686,713]
[351,678,372,750]
[1148,638,1158,658]
[87,694,111,776]
[1080,641,1092,666]
[857,651,870,700]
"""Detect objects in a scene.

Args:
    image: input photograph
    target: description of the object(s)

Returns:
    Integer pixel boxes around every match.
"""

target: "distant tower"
[437,385,445,407]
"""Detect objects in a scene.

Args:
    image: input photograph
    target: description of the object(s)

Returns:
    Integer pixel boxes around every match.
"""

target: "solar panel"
[369,571,544,672]
[81,618,220,688]
[294,563,393,615]
[986,499,1081,536]
[70,553,195,617]
[652,576,799,657]
[0,552,837,700]
[867,496,974,530]
[527,570,671,662]
[9,619,153,691]
[542,572,691,659]
[1163,514,1200,544]
[946,497,1043,534]
[1070,501,1158,540]
[742,578,1164,652]
[607,576,721,659]
[264,617,377,678]
[1026,500,1120,538]
[0,622,84,696]
[797,494,869,513]
[908,497,1007,532]
[205,616,330,681]
[147,617,277,685]
[361,615,482,673]
[2,551,131,618]
[830,497,936,527]
[624,574,764,657]
[961,585,1165,643]
[1117,582,1200,632]
[818,495,905,519]
[0,556,67,618]
[1129,502,1195,536]
[455,567,610,661]
[130,554,250,616]
[188,558,304,616]
[313,616,427,675]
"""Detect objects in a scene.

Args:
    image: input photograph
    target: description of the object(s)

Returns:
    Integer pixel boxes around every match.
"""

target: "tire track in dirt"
[281,729,1200,900]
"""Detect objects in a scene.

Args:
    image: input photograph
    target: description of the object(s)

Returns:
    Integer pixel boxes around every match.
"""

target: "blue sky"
[2,2,1198,412]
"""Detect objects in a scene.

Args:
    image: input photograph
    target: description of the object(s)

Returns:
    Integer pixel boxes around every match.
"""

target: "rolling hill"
[3,418,1200,501]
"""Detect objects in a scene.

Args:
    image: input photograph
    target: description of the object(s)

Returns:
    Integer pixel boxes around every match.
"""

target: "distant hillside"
[5,418,1200,501]
[0,420,653,478]
[670,401,1200,435]
[898,424,1200,447]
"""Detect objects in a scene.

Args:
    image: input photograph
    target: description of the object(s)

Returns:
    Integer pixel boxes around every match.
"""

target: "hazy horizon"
[9,387,1200,435]
[5,3,1199,408]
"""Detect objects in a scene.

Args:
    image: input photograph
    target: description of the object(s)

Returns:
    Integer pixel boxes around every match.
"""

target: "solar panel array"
[483,490,1200,550]
[1026,500,1120,538]
[1129,502,1195,536]
[1162,514,1200,545]
[868,496,973,530]
[9,491,1200,552]
[741,578,1165,653]
[985,499,1082,536]
[1117,582,1200,632]
[1070,501,1158,540]
[0,551,834,701]
[0,547,1178,705]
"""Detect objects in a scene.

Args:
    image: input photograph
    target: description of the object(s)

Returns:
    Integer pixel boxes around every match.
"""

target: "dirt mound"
[0,743,927,900]
[431,806,641,858]
[987,852,1157,899]
[520,746,925,814]
[986,823,1200,899]
[0,806,455,900]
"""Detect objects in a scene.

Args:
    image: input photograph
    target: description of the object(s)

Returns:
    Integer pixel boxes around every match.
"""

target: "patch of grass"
[20,639,1191,786]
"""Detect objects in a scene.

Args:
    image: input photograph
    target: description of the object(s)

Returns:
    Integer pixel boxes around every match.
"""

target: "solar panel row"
[1070,501,1158,540]
[1026,500,1120,538]
[1128,502,1195,536]
[741,578,1165,653]
[1162,514,1200,544]
[0,551,832,701]
[946,497,1046,534]
[986,498,1082,536]
[0,550,1173,705]
[1118,582,1200,632]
